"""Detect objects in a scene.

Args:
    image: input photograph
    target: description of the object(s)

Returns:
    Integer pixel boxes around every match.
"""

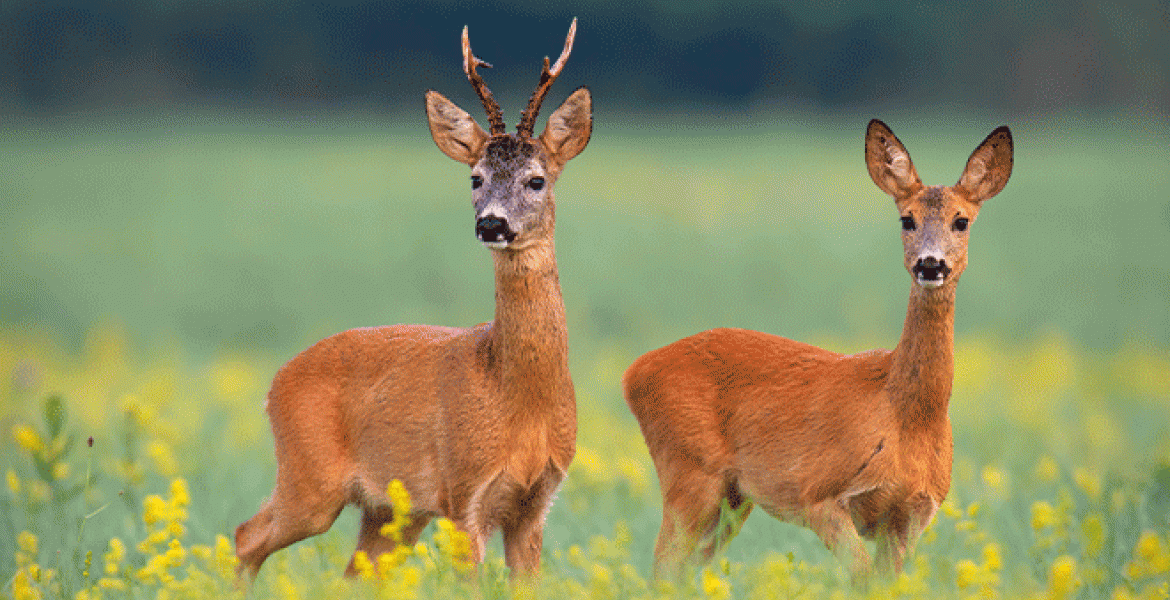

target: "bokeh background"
[2,0,1168,354]
[2,1,1169,597]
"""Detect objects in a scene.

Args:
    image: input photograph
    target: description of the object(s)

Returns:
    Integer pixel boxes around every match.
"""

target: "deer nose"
[476,215,516,246]
[912,256,951,287]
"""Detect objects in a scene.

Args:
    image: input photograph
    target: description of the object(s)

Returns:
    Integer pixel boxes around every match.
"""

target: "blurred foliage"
[1,0,1168,116]
[2,112,1167,357]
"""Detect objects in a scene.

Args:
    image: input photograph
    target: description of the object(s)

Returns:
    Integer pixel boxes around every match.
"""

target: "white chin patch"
[482,240,509,250]
[916,277,945,288]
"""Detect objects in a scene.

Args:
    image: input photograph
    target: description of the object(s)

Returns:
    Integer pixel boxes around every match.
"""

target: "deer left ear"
[957,126,1013,203]
[540,87,592,165]
[426,90,489,166]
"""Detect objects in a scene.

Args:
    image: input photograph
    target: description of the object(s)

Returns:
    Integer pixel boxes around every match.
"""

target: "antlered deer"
[623,120,1012,581]
[235,19,590,581]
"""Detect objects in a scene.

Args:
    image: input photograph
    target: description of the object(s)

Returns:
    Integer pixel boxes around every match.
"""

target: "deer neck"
[489,237,571,408]
[887,283,955,431]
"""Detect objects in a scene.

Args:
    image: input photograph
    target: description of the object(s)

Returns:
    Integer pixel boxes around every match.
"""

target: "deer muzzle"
[476,215,516,248]
[912,255,951,287]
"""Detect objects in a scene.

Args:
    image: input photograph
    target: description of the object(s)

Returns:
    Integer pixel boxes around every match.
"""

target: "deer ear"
[426,91,489,166]
[865,119,922,198]
[540,87,592,165]
[957,126,1013,203]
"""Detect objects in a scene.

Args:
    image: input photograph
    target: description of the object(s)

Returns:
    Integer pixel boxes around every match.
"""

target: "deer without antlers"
[235,19,591,581]
[623,120,1013,581]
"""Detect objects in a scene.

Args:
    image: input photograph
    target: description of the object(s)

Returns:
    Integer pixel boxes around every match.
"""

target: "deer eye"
[953,217,969,232]
[900,216,916,231]
[471,175,483,189]
[528,177,545,191]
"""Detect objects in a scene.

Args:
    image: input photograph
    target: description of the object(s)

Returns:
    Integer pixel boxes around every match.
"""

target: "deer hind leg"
[344,506,434,576]
[501,479,559,578]
[806,497,872,584]
[234,471,348,582]
[875,492,938,574]
[653,469,733,579]
[696,481,753,563]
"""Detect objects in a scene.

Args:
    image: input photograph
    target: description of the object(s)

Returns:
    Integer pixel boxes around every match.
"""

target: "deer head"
[865,120,1013,289]
[425,19,592,251]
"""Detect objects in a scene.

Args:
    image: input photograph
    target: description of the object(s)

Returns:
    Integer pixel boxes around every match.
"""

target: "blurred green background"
[3,0,1168,358]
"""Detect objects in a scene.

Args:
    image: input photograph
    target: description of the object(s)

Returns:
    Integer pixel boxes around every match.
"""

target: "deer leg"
[806,497,872,584]
[502,515,544,578]
[876,492,938,574]
[653,469,727,579]
[873,511,910,575]
[696,488,753,563]
[235,475,347,582]
[344,507,433,576]
[502,478,561,578]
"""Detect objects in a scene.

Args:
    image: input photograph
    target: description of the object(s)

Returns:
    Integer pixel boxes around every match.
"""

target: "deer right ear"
[865,119,922,199]
[426,91,489,166]
[957,126,1013,203]
[540,87,592,166]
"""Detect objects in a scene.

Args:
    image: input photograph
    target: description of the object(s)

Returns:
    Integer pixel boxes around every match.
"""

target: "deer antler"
[462,25,506,136]
[516,18,577,139]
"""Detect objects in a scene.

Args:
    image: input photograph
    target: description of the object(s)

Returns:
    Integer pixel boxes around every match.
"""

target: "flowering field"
[3,113,1169,599]
[3,323,1168,600]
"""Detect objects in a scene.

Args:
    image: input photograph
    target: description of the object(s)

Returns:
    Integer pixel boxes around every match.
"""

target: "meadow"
[2,108,1169,599]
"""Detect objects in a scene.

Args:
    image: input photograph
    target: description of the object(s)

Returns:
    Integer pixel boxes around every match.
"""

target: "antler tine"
[462,25,506,135]
[516,17,577,139]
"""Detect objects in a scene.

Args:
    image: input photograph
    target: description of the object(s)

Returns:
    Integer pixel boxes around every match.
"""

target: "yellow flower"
[1048,555,1080,600]
[955,559,980,589]
[1036,455,1060,482]
[164,538,185,566]
[380,479,413,543]
[12,567,41,600]
[701,566,731,600]
[982,466,1007,494]
[98,577,128,591]
[138,528,170,554]
[276,573,301,600]
[7,468,22,495]
[52,462,70,480]
[13,425,44,453]
[434,518,472,570]
[169,478,190,507]
[1074,468,1102,501]
[147,441,178,477]
[143,494,169,526]
[1032,501,1058,531]
[103,537,126,574]
[18,530,38,555]
[983,543,1003,571]
[940,499,963,519]
[351,550,375,580]
[388,479,412,513]
[1136,531,1164,563]
[1083,514,1106,558]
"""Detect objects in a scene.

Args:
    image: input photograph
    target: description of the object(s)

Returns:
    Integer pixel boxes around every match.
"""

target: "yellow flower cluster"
[1031,491,1076,552]
[1125,531,1170,584]
[955,543,1003,596]
[11,531,60,600]
[1046,555,1081,600]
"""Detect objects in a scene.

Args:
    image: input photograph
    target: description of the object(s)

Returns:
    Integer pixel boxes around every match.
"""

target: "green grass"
[2,108,1169,598]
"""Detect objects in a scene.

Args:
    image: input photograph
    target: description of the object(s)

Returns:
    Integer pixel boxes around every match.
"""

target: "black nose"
[476,216,515,245]
[913,256,951,282]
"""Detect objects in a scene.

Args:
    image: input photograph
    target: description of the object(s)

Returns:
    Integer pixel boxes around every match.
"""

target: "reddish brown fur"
[623,120,1013,581]
[235,22,590,583]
